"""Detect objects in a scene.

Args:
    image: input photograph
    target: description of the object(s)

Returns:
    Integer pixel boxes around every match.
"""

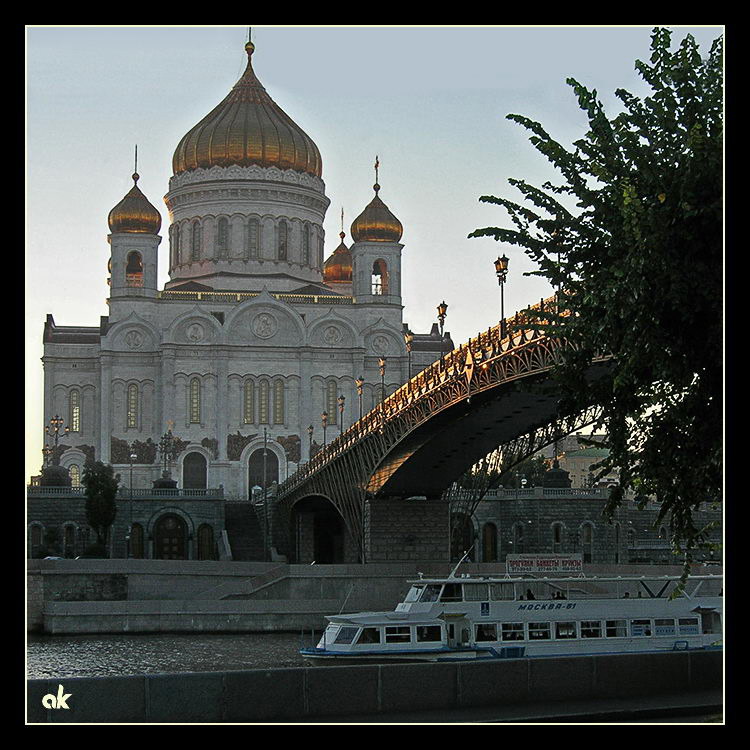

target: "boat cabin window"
[475,623,497,642]
[416,625,442,643]
[464,583,489,601]
[419,585,442,602]
[385,626,411,644]
[440,583,463,602]
[333,626,359,644]
[404,586,424,603]
[555,622,577,639]
[501,623,524,641]
[528,622,551,640]
[356,627,381,645]
[606,620,627,638]
[491,583,515,601]
[678,617,700,635]
[630,619,652,637]
[655,618,676,636]
[580,621,602,638]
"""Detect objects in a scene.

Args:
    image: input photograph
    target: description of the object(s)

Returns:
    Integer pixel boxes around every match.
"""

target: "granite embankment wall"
[27,650,722,723]
[28,560,723,635]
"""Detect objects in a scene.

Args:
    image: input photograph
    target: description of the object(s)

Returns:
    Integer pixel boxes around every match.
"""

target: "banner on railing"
[506,554,583,575]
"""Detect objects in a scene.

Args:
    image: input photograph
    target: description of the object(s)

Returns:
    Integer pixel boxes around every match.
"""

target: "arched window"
[273,380,285,425]
[552,522,564,553]
[127,383,139,428]
[69,389,81,433]
[277,220,288,260]
[125,251,144,287]
[326,381,338,425]
[189,378,201,424]
[302,224,310,265]
[173,224,181,265]
[197,524,215,561]
[217,216,229,258]
[259,380,269,424]
[243,381,255,424]
[69,464,81,487]
[191,220,202,261]
[581,523,594,563]
[372,259,389,295]
[183,452,207,489]
[130,523,144,559]
[482,523,498,562]
[247,218,260,259]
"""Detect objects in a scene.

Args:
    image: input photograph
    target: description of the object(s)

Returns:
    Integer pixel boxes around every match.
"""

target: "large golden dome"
[323,232,353,284]
[350,184,403,243]
[108,173,162,234]
[172,41,322,178]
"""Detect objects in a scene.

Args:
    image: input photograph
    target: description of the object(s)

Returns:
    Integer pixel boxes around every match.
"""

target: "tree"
[470,28,722,563]
[81,461,119,548]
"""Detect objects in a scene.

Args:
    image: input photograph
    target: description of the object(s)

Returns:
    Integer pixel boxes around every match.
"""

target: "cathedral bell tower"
[107,171,162,299]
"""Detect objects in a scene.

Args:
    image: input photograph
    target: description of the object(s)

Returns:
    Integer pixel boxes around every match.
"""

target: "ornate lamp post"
[307,424,314,460]
[494,255,509,338]
[378,357,387,406]
[155,429,179,488]
[321,411,328,447]
[42,444,54,468]
[355,377,364,422]
[44,414,69,466]
[437,301,448,365]
[403,330,414,385]
[337,394,346,433]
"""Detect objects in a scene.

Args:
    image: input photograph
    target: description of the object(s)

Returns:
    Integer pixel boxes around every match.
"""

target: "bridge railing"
[280,294,566,495]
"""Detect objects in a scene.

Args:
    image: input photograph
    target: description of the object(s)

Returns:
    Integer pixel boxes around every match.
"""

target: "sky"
[25,24,723,481]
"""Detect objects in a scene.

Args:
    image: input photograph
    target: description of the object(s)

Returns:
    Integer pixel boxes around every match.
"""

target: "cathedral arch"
[125,251,144,288]
[224,295,306,346]
[197,523,216,560]
[153,512,189,560]
[181,449,208,489]
[163,306,222,345]
[240,438,286,499]
[104,313,160,353]
[371,258,389,295]
[308,313,359,348]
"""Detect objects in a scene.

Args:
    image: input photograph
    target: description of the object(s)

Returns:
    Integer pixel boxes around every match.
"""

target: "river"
[27,632,311,679]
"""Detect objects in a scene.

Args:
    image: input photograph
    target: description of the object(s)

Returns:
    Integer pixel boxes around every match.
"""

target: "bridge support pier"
[366,495,450,562]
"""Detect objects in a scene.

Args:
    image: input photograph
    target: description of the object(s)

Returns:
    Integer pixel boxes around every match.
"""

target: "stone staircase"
[224,502,265,561]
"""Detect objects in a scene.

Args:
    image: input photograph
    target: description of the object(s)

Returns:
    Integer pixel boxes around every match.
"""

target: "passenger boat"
[300,564,722,665]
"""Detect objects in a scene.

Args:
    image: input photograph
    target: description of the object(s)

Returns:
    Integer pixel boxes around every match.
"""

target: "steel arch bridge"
[274,296,610,562]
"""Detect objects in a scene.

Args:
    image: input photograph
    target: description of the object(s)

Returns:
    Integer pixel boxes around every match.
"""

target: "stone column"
[215,351,228,460]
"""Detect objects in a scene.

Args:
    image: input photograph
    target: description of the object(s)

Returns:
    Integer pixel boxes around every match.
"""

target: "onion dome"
[172,39,322,178]
[323,231,353,284]
[108,173,162,234]
[350,183,403,242]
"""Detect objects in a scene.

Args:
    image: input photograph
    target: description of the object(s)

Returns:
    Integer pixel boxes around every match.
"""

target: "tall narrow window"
[371,259,388,295]
[189,378,201,424]
[217,217,229,258]
[247,218,260,259]
[326,381,338,425]
[277,220,288,260]
[273,380,285,425]
[125,251,144,287]
[127,383,139,428]
[69,389,81,432]
[243,381,255,424]
[69,464,81,487]
[259,380,269,424]
[174,224,181,265]
[191,220,202,261]
[302,224,310,265]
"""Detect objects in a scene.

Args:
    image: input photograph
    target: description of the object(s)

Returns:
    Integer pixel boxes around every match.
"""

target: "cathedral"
[38,34,448,537]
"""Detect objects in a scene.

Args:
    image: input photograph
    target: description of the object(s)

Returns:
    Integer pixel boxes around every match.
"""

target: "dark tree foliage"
[470,29,722,562]
[81,461,119,547]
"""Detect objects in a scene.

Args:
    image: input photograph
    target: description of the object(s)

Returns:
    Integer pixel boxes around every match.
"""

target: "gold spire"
[172,33,322,177]
[351,159,403,243]
[108,170,162,234]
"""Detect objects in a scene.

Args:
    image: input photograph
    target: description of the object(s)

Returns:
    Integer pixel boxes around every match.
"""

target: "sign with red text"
[506,554,583,575]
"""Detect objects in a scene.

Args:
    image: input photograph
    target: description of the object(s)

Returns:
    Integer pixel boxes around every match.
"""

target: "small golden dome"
[350,184,403,243]
[323,232,353,284]
[172,40,322,178]
[108,173,162,234]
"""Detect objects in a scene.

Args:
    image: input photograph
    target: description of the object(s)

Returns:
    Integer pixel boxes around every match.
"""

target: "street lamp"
[403,330,414,385]
[321,411,328,447]
[378,357,387,405]
[437,301,448,365]
[337,394,346,433]
[355,377,364,422]
[44,414,69,466]
[307,424,314,460]
[494,255,509,338]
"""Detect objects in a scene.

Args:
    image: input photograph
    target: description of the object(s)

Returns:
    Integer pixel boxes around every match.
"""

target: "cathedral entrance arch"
[248,448,279,498]
[154,513,188,559]
[291,495,346,564]
[183,451,207,489]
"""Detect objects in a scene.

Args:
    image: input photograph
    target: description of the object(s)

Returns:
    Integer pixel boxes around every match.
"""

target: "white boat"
[300,566,722,665]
